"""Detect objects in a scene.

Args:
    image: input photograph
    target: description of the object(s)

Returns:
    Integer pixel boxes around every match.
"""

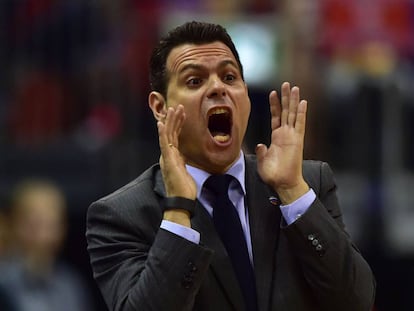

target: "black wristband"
[163,197,196,217]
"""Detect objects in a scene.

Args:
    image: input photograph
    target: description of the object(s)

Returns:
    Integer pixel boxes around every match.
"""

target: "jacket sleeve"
[283,161,376,311]
[86,189,214,311]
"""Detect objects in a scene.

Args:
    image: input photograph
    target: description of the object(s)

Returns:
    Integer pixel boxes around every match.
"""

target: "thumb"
[255,144,268,162]
[159,155,164,170]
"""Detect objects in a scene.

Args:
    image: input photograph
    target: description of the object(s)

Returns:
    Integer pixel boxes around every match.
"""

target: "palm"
[256,83,307,191]
[158,105,197,199]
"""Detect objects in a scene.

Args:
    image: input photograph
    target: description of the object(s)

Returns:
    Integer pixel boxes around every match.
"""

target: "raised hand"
[157,105,197,200]
[255,82,309,204]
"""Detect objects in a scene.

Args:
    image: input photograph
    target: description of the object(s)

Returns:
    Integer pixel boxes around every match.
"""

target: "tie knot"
[204,174,233,196]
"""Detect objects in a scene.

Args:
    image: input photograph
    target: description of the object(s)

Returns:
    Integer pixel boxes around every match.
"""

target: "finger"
[288,86,300,127]
[255,143,268,162]
[165,105,186,147]
[175,111,186,145]
[172,105,185,146]
[165,107,176,144]
[158,119,179,169]
[269,90,281,130]
[157,120,168,156]
[281,82,290,126]
[159,116,175,153]
[172,105,182,133]
[159,154,164,171]
[295,100,307,134]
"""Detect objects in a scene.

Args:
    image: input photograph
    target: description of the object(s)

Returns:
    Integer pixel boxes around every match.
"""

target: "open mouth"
[208,108,232,143]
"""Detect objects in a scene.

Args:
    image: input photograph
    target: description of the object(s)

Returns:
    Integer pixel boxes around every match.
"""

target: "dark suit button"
[312,239,319,246]
[307,234,315,241]
[316,244,325,257]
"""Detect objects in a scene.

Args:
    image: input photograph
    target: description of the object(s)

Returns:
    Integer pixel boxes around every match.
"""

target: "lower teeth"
[213,134,229,142]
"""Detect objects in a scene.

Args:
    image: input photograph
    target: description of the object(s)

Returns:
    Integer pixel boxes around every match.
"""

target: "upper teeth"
[211,108,228,115]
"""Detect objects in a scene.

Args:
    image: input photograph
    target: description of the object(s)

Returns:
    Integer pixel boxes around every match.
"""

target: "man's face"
[164,41,251,173]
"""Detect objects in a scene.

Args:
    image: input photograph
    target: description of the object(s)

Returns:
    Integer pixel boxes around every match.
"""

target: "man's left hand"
[256,82,309,204]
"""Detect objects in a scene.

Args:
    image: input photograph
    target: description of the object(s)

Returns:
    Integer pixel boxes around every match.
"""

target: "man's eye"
[187,78,202,86]
[224,74,236,82]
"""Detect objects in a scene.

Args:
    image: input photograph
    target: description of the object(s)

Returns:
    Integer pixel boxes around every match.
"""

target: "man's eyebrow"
[218,59,239,70]
[178,63,205,75]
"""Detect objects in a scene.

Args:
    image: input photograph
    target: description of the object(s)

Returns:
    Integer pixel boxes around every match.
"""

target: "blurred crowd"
[1,0,414,310]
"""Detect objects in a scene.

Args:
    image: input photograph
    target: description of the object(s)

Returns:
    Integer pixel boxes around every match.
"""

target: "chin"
[208,150,240,173]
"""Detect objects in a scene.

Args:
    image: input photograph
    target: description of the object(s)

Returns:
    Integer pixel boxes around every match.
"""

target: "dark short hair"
[149,21,244,97]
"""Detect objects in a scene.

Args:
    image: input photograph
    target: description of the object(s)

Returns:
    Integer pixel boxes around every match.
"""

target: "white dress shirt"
[161,151,316,263]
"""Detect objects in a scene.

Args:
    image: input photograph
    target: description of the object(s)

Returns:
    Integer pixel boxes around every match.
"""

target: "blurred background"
[0,0,413,310]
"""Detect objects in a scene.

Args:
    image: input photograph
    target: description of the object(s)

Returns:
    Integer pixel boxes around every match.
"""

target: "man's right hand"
[157,105,196,226]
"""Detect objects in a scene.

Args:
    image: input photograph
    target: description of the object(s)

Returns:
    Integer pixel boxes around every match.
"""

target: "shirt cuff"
[160,220,200,244]
[279,189,316,225]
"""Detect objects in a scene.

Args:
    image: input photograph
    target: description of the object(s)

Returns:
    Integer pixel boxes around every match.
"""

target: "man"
[86,21,375,311]
[0,179,93,311]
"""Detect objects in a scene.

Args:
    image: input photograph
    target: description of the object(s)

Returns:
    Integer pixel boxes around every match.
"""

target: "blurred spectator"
[0,179,94,311]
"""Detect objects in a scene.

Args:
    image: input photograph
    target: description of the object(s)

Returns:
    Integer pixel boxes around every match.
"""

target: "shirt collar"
[186,151,246,198]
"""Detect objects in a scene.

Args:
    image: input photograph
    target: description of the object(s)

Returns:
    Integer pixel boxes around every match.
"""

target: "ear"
[244,82,249,94]
[148,91,167,122]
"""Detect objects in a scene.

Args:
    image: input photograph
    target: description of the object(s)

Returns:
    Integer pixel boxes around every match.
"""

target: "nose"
[207,77,226,99]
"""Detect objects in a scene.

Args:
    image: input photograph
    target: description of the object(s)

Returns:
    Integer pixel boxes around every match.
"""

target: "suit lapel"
[245,155,281,311]
[153,167,244,311]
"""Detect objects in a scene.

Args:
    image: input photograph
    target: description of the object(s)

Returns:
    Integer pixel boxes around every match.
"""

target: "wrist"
[162,196,195,228]
[276,180,309,205]
[163,210,191,227]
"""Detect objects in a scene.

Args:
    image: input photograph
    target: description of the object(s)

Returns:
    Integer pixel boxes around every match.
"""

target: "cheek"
[239,97,251,126]
[179,115,202,142]
[179,100,203,130]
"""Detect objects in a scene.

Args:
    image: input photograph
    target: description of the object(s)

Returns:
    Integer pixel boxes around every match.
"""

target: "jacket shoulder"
[96,163,161,205]
[86,163,163,236]
[302,160,335,194]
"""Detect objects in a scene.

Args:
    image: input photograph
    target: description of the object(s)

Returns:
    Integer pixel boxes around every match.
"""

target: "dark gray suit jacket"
[86,155,375,311]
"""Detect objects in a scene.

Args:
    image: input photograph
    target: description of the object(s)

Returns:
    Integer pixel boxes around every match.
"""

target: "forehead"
[166,41,238,74]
